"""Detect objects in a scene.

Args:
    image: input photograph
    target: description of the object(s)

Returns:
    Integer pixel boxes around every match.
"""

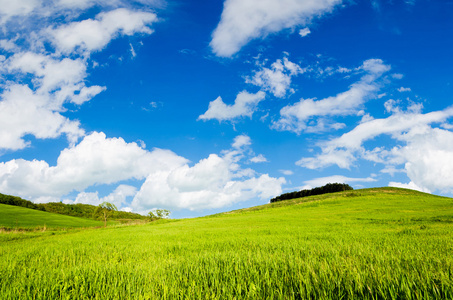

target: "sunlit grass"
[1,188,452,299]
[0,203,104,229]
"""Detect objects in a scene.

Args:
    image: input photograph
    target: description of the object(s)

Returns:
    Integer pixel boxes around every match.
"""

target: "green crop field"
[0,203,104,229]
[1,188,452,299]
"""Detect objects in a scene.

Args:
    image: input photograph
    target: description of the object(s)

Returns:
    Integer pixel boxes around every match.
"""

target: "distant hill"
[0,192,147,221]
[0,203,103,229]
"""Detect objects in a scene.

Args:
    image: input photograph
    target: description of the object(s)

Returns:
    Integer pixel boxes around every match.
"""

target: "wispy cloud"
[298,107,453,193]
[397,86,411,92]
[273,59,391,133]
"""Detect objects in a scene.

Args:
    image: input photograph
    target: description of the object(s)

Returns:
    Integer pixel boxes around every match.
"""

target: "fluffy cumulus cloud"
[198,90,266,122]
[0,84,85,150]
[299,27,311,37]
[0,132,284,212]
[211,0,343,57]
[246,56,305,98]
[273,59,391,133]
[0,132,187,200]
[398,127,453,194]
[0,1,158,151]
[46,8,157,55]
[0,51,107,150]
[297,106,453,193]
[71,185,138,208]
[132,136,285,211]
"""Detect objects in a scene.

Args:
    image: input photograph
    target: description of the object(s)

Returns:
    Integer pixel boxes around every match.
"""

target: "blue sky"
[0,0,452,218]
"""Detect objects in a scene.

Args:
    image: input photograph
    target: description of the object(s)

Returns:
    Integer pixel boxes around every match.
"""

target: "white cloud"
[303,175,376,189]
[337,67,351,73]
[131,135,285,212]
[72,184,138,207]
[274,59,391,133]
[210,0,342,57]
[0,39,19,51]
[0,133,285,212]
[0,3,158,151]
[250,154,268,163]
[298,148,356,170]
[384,99,401,114]
[6,52,105,102]
[0,0,161,27]
[0,132,187,199]
[380,165,405,176]
[0,0,165,37]
[297,107,453,194]
[0,52,106,150]
[324,108,452,153]
[0,0,40,24]
[198,90,266,122]
[299,27,311,37]
[397,87,411,92]
[46,8,157,55]
[246,56,304,98]
[399,127,453,194]
[279,169,294,175]
[73,191,103,206]
[388,181,430,193]
[232,135,251,149]
[132,150,285,212]
[0,84,86,150]
[129,43,137,58]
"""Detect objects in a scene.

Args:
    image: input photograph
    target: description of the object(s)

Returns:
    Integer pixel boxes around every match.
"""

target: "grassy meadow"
[0,203,104,230]
[1,188,452,299]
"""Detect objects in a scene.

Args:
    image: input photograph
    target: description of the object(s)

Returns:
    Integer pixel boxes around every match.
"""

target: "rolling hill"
[0,203,104,229]
[1,187,452,299]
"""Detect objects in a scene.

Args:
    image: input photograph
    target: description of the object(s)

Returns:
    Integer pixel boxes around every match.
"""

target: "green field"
[0,203,104,229]
[1,188,452,299]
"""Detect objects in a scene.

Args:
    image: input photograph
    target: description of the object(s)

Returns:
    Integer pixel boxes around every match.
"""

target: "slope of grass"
[1,192,148,221]
[0,203,104,229]
[1,188,452,299]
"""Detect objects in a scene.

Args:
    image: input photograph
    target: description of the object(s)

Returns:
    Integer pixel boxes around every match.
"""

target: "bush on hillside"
[270,183,353,203]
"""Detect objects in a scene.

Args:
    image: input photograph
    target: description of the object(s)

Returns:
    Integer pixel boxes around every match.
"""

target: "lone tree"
[148,209,170,221]
[95,202,117,227]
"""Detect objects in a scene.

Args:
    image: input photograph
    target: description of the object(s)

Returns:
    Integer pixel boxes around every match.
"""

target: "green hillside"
[0,203,103,229]
[1,188,452,299]
[0,192,148,221]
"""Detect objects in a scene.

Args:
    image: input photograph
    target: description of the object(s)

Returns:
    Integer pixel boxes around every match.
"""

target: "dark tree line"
[0,194,45,210]
[0,193,147,220]
[270,183,353,203]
